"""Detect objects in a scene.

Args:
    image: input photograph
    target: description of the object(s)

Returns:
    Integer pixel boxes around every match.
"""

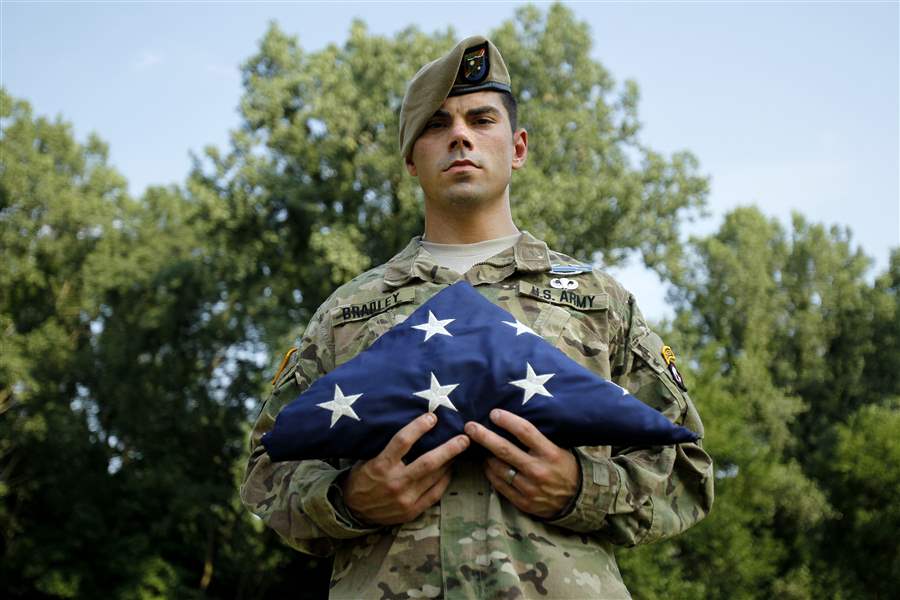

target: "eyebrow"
[429,106,501,120]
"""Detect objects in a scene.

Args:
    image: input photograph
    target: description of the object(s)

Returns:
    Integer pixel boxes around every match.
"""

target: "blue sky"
[3,0,898,321]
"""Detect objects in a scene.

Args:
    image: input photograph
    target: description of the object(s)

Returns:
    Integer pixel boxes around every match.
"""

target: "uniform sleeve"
[548,296,714,545]
[239,305,379,557]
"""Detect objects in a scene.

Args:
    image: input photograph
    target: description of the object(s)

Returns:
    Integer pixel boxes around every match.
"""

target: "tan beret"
[399,36,512,160]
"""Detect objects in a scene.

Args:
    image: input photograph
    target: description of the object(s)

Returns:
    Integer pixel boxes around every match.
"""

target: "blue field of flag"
[262,281,699,461]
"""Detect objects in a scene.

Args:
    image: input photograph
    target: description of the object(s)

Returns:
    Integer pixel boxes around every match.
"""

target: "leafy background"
[2,5,897,599]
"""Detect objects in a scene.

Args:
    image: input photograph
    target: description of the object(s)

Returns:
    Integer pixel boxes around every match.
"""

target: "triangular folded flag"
[263,281,699,462]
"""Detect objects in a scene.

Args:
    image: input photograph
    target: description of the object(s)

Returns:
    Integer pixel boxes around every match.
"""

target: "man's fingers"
[381,413,437,464]
[489,409,555,456]
[407,434,469,479]
[413,471,453,515]
[485,457,538,496]
[418,463,453,495]
[400,464,451,515]
[464,420,532,471]
[484,462,530,511]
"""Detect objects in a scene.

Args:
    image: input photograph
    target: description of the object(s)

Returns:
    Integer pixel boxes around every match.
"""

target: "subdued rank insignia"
[549,264,593,276]
[661,345,687,392]
[461,43,489,83]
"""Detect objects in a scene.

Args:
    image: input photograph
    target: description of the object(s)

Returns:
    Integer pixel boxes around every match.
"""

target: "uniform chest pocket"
[329,287,417,367]
[515,281,613,379]
[531,303,572,344]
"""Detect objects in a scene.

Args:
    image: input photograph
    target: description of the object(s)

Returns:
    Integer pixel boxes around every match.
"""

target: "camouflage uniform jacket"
[241,231,714,599]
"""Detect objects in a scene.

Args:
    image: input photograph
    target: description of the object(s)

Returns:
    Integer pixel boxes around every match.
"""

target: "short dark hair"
[498,91,518,133]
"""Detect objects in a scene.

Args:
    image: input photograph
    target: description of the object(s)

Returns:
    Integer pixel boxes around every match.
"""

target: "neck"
[422,192,519,244]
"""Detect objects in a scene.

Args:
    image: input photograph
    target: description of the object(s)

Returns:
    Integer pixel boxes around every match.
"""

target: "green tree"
[813,252,900,598]
[618,207,897,600]
[863,250,900,402]
[5,2,896,597]
[1,87,136,597]
[188,3,708,358]
[824,401,900,599]
[0,88,306,598]
[186,7,710,589]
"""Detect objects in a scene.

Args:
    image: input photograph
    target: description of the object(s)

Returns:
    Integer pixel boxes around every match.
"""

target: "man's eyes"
[425,117,495,129]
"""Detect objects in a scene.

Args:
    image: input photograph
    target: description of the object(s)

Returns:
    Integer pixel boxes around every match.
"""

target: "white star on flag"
[316,384,363,427]
[502,319,540,337]
[611,382,630,396]
[509,363,555,405]
[412,311,455,341]
[413,372,460,413]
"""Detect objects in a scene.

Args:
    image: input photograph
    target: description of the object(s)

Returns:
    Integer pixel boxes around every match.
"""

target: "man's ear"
[511,128,528,171]
[405,155,417,176]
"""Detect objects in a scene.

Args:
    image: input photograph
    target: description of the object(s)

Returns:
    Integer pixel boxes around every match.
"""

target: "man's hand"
[465,409,579,519]
[343,412,469,526]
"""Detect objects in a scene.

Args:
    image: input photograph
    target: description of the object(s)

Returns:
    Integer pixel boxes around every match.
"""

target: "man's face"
[406,91,527,207]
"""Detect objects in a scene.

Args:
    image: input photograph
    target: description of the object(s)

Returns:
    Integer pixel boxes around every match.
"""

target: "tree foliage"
[188,4,708,356]
[0,88,304,599]
[1,4,897,598]
[618,209,897,600]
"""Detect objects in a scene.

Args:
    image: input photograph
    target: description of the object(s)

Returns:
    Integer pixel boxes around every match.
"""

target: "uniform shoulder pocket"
[629,330,688,414]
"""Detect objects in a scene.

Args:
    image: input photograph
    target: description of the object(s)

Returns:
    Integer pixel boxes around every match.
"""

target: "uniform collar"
[382,230,552,289]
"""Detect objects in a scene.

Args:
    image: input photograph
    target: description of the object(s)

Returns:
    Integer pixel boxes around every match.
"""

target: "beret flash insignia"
[461,43,489,83]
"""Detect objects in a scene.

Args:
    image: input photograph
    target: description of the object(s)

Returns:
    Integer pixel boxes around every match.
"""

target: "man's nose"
[447,120,473,152]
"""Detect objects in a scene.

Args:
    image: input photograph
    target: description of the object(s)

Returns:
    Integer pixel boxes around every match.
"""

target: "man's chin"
[438,187,489,207]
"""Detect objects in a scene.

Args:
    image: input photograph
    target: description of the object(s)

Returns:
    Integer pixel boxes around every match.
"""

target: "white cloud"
[133,51,162,70]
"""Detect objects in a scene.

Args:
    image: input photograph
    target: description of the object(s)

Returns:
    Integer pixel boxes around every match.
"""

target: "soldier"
[241,36,714,599]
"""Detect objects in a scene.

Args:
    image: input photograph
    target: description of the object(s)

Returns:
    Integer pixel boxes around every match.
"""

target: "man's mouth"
[445,159,478,171]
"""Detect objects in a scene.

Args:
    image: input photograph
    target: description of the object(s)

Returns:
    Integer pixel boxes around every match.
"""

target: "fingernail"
[464,422,477,436]
[491,409,501,421]
[458,436,469,449]
[427,413,437,425]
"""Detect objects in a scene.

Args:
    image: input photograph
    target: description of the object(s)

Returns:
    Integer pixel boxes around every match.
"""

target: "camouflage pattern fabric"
[241,231,715,599]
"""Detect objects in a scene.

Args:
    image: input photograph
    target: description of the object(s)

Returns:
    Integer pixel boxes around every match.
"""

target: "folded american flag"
[262,281,699,462]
